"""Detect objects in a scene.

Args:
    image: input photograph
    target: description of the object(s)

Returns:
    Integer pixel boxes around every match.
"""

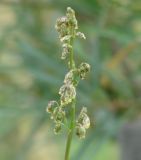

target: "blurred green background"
[0,0,141,160]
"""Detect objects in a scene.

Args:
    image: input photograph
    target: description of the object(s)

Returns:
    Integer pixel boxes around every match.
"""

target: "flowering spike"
[47,7,92,159]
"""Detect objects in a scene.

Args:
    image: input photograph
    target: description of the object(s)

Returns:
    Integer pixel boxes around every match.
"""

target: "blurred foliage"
[0,0,141,160]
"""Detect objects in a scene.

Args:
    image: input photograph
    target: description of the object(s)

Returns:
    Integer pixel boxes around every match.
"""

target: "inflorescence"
[46,7,90,139]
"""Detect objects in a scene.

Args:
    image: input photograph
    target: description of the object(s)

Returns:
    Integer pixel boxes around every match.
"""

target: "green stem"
[65,99,76,160]
[69,27,75,69]
[70,48,74,69]
[65,26,76,160]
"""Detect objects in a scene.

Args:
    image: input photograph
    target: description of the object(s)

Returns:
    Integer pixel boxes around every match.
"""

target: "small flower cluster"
[58,61,90,108]
[59,70,76,106]
[46,7,91,139]
[46,101,65,134]
[76,107,90,139]
[78,62,90,80]
[55,7,86,60]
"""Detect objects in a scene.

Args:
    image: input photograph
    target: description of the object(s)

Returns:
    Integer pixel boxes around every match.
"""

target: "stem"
[65,28,76,160]
[70,47,74,69]
[69,27,75,69]
[65,99,76,160]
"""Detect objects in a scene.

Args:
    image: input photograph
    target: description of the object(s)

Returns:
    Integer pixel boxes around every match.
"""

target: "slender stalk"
[69,25,75,70]
[65,99,76,160]
[65,29,75,160]
[46,7,91,160]
[70,49,74,69]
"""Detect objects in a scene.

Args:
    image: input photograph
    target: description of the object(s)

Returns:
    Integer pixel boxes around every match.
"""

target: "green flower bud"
[78,62,90,79]
[76,124,86,139]
[54,123,62,134]
[67,7,75,16]
[59,84,76,106]
[66,7,78,29]
[53,107,65,123]
[46,101,58,113]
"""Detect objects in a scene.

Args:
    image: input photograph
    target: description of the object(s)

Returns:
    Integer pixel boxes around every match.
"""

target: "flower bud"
[55,16,69,38]
[77,107,90,129]
[67,7,75,15]
[64,70,74,84]
[76,124,86,139]
[76,32,86,39]
[59,84,76,106]
[53,107,65,123]
[56,16,68,27]
[64,69,80,86]
[82,115,90,129]
[54,123,62,134]
[61,43,72,60]
[66,7,78,29]
[46,101,58,113]
[78,63,90,79]
[60,35,71,43]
